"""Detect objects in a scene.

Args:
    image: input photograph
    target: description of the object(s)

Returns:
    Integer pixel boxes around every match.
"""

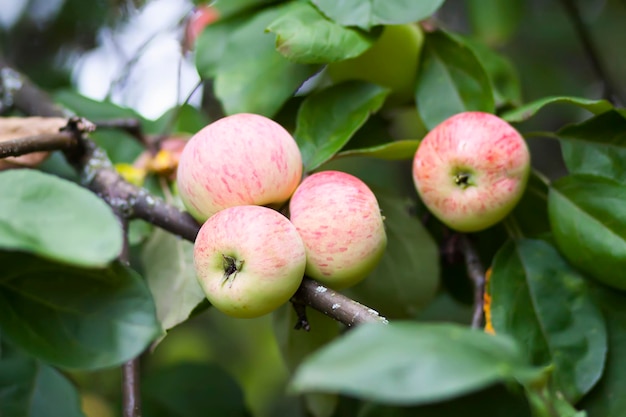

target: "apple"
[177,113,303,222]
[182,4,220,53]
[81,392,115,417]
[412,111,530,232]
[289,170,387,289]
[194,205,306,318]
[326,24,424,104]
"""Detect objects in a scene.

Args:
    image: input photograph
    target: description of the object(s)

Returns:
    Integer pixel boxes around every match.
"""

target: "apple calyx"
[222,255,244,287]
[453,172,473,189]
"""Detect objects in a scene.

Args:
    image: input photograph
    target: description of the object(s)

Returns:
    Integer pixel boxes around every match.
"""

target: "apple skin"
[177,113,303,222]
[412,111,530,232]
[183,5,220,52]
[194,205,306,318]
[327,24,424,104]
[289,170,387,289]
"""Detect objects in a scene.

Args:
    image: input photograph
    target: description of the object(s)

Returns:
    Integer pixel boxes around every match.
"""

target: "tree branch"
[0,67,68,117]
[114,208,142,417]
[0,63,389,330]
[0,131,77,158]
[459,234,486,329]
[292,278,388,327]
[122,359,142,417]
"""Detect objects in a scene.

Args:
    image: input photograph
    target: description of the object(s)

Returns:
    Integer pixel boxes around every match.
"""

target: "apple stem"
[222,255,243,286]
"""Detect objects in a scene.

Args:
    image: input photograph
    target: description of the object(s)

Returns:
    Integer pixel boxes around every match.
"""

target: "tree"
[1,0,625,416]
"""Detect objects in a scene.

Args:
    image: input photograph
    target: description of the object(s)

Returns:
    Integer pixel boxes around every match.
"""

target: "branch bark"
[459,234,486,329]
[293,278,388,327]
[0,131,77,158]
[114,211,142,417]
[122,359,142,417]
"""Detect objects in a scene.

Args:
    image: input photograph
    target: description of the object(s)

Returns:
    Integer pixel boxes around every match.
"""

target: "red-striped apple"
[194,205,306,318]
[412,112,530,232]
[177,113,303,222]
[289,171,387,289]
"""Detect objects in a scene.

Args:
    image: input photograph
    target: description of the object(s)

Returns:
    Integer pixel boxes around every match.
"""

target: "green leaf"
[200,4,320,117]
[291,321,541,405]
[0,169,122,268]
[415,30,494,130]
[463,37,522,108]
[311,0,445,30]
[54,89,144,121]
[579,286,626,417]
[345,192,440,318]
[336,139,419,160]
[212,0,276,19]
[557,110,626,183]
[295,81,389,171]
[142,363,250,417]
[266,2,378,64]
[489,239,607,402]
[273,306,340,417]
[146,104,211,136]
[142,228,206,332]
[195,16,242,79]
[359,384,532,417]
[548,174,626,290]
[509,171,550,237]
[0,252,161,370]
[0,339,85,417]
[501,96,613,123]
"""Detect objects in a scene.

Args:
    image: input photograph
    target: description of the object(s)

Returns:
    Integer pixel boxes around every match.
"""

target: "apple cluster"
[177,113,387,319]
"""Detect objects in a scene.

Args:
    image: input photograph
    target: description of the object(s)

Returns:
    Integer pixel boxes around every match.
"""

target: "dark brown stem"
[122,359,142,417]
[459,235,486,329]
[115,210,141,417]
[292,302,311,331]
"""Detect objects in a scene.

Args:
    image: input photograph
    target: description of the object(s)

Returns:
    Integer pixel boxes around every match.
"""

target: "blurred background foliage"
[2,1,626,416]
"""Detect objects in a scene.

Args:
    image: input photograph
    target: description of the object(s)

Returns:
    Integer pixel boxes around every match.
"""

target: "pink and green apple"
[194,205,306,318]
[177,113,303,222]
[289,170,387,289]
[182,4,220,52]
[412,111,530,232]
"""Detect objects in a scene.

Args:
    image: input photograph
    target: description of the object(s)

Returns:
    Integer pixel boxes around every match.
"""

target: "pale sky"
[1,0,203,120]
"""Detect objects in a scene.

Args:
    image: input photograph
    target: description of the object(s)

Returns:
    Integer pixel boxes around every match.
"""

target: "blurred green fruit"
[81,393,115,417]
[150,328,213,369]
[384,106,428,140]
[327,24,424,104]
